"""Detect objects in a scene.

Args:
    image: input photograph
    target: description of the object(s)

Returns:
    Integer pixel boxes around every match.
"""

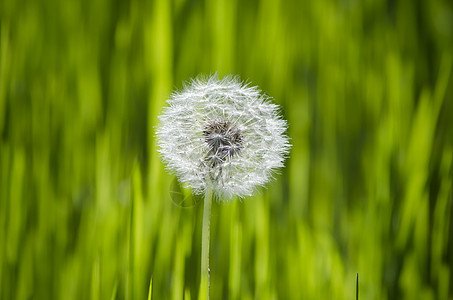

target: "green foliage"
[1,0,453,299]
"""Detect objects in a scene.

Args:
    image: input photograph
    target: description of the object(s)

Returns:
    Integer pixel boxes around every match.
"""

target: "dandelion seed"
[156,74,291,299]
[156,74,290,201]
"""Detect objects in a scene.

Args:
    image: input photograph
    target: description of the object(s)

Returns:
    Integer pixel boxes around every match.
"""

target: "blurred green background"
[1,0,453,299]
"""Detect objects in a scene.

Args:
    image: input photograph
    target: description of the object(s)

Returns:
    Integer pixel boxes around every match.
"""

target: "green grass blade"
[148,276,153,300]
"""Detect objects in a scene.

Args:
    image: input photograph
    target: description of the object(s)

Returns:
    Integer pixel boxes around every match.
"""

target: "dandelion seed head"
[156,74,291,201]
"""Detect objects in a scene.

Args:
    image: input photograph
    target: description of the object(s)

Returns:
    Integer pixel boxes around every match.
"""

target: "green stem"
[356,273,359,300]
[201,188,213,299]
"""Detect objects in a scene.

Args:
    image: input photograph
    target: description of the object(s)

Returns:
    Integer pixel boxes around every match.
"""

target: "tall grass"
[1,0,452,299]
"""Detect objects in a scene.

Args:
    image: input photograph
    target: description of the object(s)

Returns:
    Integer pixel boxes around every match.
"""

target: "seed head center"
[203,120,243,167]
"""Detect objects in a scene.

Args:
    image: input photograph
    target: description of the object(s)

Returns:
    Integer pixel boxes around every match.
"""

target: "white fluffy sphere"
[156,75,290,200]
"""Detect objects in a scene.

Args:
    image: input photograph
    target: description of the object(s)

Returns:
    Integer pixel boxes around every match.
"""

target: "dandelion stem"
[200,188,213,299]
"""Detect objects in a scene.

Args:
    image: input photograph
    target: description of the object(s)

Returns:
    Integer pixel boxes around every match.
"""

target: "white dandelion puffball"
[156,75,291,200]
